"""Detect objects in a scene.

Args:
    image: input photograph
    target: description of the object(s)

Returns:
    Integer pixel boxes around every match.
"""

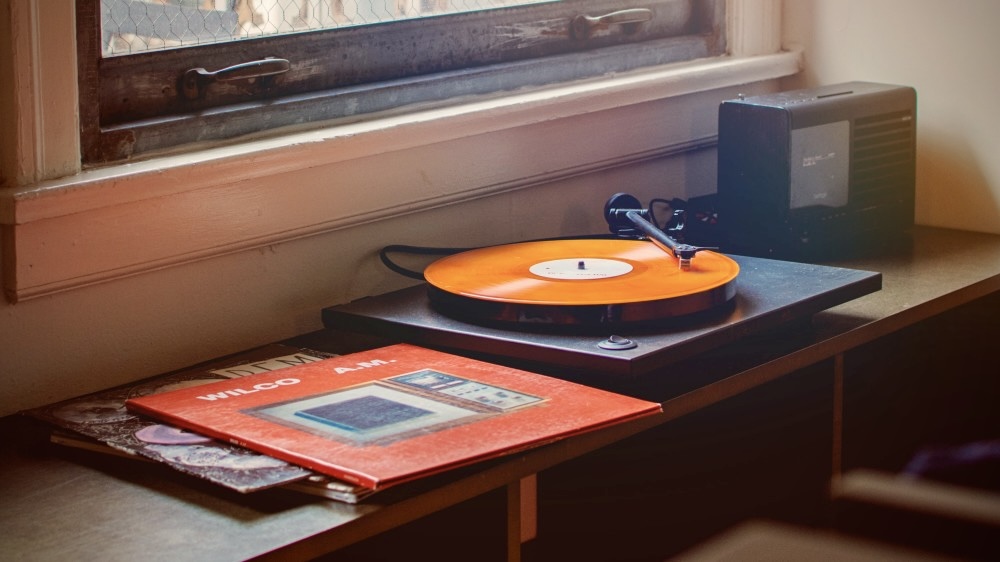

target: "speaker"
[716,81,916,261]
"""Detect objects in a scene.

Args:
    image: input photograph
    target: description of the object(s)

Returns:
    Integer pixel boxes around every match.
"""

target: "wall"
[782,0,1000,234]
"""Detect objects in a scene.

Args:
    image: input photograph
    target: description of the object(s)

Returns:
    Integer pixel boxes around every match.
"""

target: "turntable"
[322,194,881,379]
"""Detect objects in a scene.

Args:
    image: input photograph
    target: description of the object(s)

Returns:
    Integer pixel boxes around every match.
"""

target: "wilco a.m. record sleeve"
[126,343,662,491]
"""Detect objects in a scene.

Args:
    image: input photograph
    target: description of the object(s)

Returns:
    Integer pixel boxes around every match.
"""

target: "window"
[78,0,725,164]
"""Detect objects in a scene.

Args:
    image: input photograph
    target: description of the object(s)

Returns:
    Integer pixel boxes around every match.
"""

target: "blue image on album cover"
[247,379,489,445]
[294,395,434,432]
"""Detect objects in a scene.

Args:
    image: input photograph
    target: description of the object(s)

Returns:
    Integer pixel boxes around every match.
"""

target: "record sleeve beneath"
[422,239,740,325]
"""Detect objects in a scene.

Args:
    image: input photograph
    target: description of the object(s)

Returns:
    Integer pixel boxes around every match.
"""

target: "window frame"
[78,0,726,164]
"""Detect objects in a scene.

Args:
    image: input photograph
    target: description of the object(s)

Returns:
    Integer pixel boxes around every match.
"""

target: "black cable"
[378,244,474,280]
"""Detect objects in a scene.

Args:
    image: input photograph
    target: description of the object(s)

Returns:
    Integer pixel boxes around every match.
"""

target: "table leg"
[506,474,538,562]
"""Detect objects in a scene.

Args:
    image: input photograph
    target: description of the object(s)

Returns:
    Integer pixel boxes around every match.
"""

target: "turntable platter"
[422,239,739,325]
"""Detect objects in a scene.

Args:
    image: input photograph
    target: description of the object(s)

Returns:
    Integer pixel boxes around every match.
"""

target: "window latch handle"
[182,57,291,100]
[571,8,653,40]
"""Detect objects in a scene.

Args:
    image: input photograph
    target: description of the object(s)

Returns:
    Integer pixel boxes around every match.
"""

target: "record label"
[528,258,633,280]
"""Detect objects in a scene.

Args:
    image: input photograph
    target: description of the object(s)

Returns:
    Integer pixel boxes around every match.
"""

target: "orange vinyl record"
[423,239,739,325]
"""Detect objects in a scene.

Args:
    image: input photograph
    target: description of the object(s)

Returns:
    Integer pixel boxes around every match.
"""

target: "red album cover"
[126,343,661,490]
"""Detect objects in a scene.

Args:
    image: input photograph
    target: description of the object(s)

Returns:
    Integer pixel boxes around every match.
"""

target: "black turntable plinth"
[322,254,880,380]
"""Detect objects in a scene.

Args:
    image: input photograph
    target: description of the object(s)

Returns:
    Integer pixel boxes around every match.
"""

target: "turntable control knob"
[598,335,637,350]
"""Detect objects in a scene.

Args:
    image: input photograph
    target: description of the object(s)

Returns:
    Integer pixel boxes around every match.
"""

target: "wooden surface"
[2,226,999,561]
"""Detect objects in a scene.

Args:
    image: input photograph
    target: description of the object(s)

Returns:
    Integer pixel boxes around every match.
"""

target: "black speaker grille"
[850,110,916,207]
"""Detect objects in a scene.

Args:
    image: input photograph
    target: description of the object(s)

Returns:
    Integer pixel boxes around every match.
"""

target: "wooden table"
[3,226,999,561]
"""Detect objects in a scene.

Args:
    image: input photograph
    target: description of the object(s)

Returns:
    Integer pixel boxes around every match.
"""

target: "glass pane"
[102,0,553,55]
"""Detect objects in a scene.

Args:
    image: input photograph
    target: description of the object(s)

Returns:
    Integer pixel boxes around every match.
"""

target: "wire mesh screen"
[102,0,550,55]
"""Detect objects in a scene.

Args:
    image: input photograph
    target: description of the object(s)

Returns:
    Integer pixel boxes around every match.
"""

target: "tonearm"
[603,193,717,270]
